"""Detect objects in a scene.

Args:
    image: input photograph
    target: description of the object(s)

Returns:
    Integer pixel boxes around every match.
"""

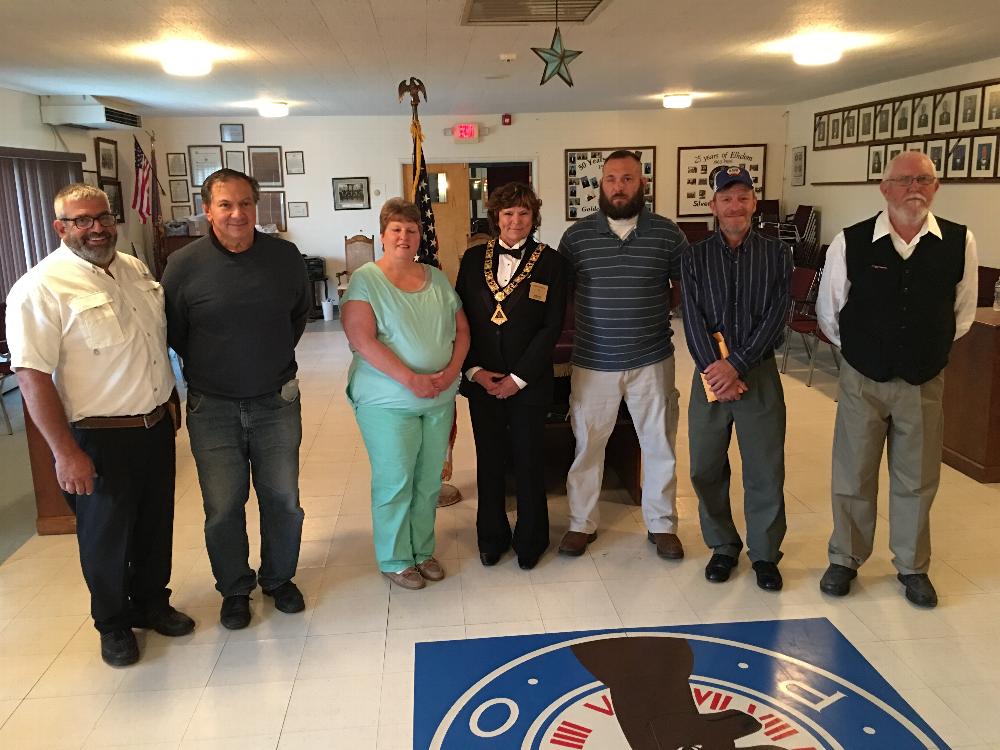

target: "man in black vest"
[815,152,979,607]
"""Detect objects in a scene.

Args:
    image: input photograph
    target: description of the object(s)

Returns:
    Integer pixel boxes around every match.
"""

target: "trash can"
[321,299,335,321]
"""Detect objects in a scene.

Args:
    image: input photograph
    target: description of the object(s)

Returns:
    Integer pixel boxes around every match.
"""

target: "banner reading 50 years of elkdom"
[677,144,766,217]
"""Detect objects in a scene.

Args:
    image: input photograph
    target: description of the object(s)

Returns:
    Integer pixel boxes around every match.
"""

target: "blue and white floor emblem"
[415,618,948,749]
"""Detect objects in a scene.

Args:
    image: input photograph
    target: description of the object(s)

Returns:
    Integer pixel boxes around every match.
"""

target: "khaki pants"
[828,360,944,575]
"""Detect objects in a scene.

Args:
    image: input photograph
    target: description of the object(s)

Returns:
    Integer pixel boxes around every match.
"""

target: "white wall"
[145,106,786,273]
[0,86,154,268]
[783,57,1000,266]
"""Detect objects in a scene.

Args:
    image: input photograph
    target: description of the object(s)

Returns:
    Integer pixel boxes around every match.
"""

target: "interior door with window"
[401,162,470,285]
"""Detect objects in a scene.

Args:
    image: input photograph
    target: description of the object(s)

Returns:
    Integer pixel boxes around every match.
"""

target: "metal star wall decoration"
[532,26,582,87]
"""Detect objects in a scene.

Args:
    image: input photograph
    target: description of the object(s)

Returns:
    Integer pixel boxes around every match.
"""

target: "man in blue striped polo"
[557,150,688,560]
[681,167,792,591]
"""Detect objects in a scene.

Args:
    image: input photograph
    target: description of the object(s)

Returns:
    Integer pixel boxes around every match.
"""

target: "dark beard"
[599,189,645,220]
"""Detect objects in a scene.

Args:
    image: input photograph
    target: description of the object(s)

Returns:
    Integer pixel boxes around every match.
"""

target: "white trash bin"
[321,299,335,321]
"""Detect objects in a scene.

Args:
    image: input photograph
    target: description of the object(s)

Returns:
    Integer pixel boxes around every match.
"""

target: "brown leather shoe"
[382,567,426,590]
[416,557,445,581]
[647,532,684,559]
[558,531,597,557]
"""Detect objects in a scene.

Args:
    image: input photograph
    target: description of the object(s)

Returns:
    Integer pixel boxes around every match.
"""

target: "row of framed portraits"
[865,135,1000,182]
[165,145,306,188]
[815,78,1000,150]
[168,192,310,231]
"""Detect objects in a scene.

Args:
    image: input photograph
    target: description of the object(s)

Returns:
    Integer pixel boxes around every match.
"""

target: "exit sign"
[452,122,480,143]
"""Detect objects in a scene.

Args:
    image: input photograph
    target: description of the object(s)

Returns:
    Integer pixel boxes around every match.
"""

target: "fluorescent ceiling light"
[759,30,882,66]
[258,101,289,117]
[131,38,241,77]
[662,94,692,109]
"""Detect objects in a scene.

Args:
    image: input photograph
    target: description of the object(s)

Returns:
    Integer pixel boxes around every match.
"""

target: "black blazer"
[456,237,569,406]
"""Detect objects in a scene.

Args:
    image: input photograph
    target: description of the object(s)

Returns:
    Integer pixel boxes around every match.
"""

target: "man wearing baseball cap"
[681,166,792,590]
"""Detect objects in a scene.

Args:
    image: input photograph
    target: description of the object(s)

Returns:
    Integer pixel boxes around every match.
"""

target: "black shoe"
[132,606,195,637]
[479,552,502,567]
[705,553,738,583]
[263,582,305,614]
[819,564,857,597]
[101,629,139,667]
[518,555,541,570]
[752,561,783,591]
[897,573,938,608]
[220,595,252,629]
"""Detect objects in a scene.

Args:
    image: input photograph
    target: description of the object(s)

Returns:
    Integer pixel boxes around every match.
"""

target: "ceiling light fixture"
[760,30,882,67]
[132,38,240,77]
[662,94,692,109]
[258,101,289,117]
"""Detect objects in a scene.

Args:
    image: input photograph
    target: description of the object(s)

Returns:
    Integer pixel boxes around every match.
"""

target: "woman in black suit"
[455,182,569,570]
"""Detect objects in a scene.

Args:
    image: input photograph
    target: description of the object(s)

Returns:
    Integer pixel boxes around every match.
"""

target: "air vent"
[462,0,606,24]
[103,107,143,128]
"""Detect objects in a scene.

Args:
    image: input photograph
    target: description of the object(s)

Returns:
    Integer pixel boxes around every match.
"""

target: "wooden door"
[401,162,470,284]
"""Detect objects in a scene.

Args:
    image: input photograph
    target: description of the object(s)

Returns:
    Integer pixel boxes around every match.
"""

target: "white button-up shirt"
[816,211,979,347]
[5,244,176,422]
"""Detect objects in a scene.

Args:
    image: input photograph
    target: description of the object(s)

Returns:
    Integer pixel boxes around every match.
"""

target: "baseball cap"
[712,166,754,192]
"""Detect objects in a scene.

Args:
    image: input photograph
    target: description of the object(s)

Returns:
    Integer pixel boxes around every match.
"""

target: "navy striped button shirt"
[681,228,792,376]
[558,209,688,372]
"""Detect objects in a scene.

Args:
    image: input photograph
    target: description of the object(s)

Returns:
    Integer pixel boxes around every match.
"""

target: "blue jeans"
[186,386,304,597]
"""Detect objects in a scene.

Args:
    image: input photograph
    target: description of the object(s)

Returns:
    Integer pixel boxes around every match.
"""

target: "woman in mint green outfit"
[342,198,470,590]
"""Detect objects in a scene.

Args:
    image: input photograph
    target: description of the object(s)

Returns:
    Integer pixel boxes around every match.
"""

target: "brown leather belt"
[73,404,167,430]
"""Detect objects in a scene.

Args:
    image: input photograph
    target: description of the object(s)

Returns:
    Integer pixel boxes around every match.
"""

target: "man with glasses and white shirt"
[816,152,978,608]
[6,184,192,667]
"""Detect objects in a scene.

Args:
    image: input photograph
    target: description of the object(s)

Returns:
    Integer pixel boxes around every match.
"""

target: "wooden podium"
[942,307,1000,482]
[24,403,75,535]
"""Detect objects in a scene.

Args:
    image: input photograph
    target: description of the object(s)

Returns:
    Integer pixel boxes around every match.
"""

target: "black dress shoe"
[101,629,139,667]
[752,561,783,591]
[220,595,252,630]
[704,553,738,583]
[263,582,305,614]
[897,573,938,608]
[518,555,540,570]
[819,564,857,597]
[133,606,195,637]
[480,552,502,567]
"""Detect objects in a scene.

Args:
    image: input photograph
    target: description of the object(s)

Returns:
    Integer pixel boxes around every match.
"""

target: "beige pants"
[828,360,944,575]
[566,357,680,534]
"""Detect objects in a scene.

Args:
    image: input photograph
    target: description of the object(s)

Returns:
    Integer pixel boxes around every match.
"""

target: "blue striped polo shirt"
[557,209,688,371]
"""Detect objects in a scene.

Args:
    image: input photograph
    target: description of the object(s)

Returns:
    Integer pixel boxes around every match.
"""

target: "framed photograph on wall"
[874,103,893,139]
[248,146,283,187]
[99,178,125,223]
[857,107,874,142]
[288,201,309,218]
[958,87,983,132]
[813,114,828,148]
[332,177,371,210]
[906,141,926,154]
[676,144,764,216]
[934,91,958,134]
[258,191,287,231]
[170,205,190,221]
[945,137,970,178]
[220,123,244,143]
[95,137,118,179]
[193,193,204,215]
[225,150,246,173]
[828,111,842,146]
[790,146,806,187]
[867,145,886,181]
[911,96,933,136]
[188,145,223,187]
[564,147,655,220]
[842,109,859,144]
[169,179,190,204]
[285,151,305,175]
[983,83,1000,128]
[166,152,187,177]
[886,143,905,164]
[926,139,947,177]
[970,135,997,178]
[893,100,912,138]
[82,170,99,187]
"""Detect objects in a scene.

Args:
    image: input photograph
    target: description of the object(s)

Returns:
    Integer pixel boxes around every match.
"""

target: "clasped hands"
[408,368,459,399]
[704,359,748,403]
[472,369,520,399]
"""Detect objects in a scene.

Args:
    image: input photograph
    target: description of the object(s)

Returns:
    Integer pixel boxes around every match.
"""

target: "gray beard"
[599,189,645,220]
[65,235,116,267]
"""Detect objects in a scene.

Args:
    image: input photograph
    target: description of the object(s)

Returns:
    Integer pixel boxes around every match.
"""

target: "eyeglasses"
[58,213,116,229]
[883,175,936,186]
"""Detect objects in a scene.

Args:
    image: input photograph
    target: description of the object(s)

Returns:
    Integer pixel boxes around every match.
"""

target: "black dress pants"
[468,395,549,560]
[65,416,176,633]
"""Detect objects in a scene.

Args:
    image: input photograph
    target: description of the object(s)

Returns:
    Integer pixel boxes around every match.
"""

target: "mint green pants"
[353,401,454,573]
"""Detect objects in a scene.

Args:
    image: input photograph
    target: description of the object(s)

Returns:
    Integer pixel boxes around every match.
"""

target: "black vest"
[839,213,966,385]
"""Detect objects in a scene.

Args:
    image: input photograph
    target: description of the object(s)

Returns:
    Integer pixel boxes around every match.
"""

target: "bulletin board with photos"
[564,147,655,221]
[814,76,1000,183]
[676,144,766,216]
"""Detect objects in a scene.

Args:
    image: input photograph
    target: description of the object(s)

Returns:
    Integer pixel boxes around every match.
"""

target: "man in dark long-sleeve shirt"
[681,167,792,591]
[162,169,311,630]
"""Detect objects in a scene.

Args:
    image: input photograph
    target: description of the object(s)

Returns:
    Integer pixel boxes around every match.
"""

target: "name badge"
[528,282,548,302]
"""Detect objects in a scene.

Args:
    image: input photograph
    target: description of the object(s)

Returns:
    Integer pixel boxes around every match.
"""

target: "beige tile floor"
[1,325,999,749]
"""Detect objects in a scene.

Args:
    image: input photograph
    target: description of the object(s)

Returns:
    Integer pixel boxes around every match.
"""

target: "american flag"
[131,137,153,223]
[409,120,439,267]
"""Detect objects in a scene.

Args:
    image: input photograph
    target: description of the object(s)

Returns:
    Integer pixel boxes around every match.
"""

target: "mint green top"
[344,262,462,410]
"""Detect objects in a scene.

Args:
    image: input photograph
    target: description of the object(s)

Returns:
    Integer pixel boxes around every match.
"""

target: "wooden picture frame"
[169,179,190,204]
[82,170,99,187]
[814,114,828,149]
[842,109,859,144]
[945,136,970,178]
[166,152,187,177]
[332,176,371,210]
[95,137,118,179]
[874,103,893,140]
[926,139,947,177]
[790,146,806,187]
[893,100,912,139]
[220,123,244,143]
[676,144,763,217]
[248,146,283,187]
[827,111,842,146]
[188,145,223,187]
[934,91,958,135]
[563,146,655,221]
[912,96,934,137]
[971,135,997,178]
[984,83,1000,129]
[867,145,886,181]
[285,150,305,175]
[958,87,983,132]
[857,107,874,142]
[99,177,125,222]
[258,190,287,232]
